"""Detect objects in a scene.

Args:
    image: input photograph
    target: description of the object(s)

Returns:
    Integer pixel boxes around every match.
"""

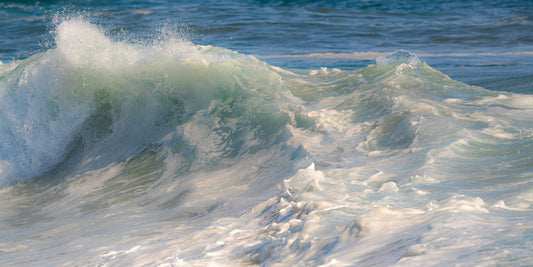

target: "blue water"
[0,1,532,266]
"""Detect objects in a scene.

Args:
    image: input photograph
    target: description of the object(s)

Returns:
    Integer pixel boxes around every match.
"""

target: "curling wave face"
[0,18,292,186]
[1,19,533,266]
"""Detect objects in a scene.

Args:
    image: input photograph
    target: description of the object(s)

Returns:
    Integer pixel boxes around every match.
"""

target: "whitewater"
[1,15,533,266]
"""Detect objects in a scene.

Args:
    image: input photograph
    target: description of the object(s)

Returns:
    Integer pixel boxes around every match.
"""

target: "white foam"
[283,163,324,198]
[378,181,399,193]
[0,56,94,184]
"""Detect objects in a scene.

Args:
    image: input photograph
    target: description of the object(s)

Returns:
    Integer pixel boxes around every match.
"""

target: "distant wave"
[259,51,533,59]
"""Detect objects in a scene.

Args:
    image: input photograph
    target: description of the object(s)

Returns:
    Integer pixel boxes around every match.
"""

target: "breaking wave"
[1,18,532,266]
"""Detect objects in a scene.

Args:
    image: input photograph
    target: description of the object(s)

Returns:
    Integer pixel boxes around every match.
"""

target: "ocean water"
[1,1,532,266]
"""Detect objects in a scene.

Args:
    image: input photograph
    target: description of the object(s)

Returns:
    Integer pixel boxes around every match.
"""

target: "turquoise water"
[0,1,532,266]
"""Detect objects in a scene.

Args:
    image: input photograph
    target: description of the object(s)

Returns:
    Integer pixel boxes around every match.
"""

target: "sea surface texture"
[1,1,532,266]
